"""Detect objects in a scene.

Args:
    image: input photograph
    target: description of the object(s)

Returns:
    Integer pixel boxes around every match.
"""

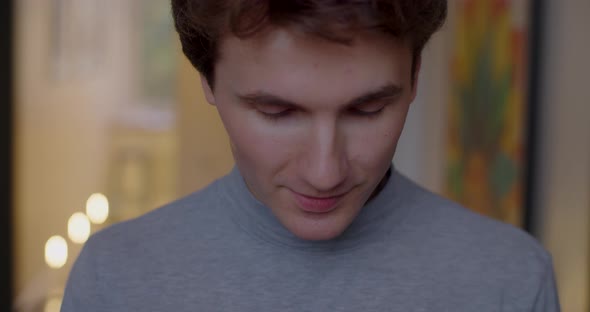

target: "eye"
[350,103,387,117]
[256,105,295,120]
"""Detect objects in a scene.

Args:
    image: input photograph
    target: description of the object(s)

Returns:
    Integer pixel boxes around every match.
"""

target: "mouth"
[291,191,347,214]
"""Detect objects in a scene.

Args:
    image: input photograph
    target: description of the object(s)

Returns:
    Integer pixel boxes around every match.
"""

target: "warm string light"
[68,212,91,244]
[44,193,110,268]
[86,193,109,224]
[45,236,68,269]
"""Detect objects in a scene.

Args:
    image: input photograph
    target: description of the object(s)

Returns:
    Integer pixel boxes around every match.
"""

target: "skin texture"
[201,28,419,241]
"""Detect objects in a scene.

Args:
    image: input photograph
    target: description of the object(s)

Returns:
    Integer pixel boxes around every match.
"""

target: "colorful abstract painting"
[446,0,532,227]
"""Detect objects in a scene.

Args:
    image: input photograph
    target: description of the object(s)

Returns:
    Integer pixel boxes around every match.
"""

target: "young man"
[62,1,560,311]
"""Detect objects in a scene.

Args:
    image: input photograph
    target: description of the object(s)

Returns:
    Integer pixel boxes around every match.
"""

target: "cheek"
[347,114,406,169]
[220,107,299,173]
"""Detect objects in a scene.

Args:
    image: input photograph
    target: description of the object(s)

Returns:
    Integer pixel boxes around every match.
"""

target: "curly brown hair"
[171,0,447,87]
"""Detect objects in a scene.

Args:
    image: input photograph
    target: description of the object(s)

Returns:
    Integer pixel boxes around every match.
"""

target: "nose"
[301,119,349,193]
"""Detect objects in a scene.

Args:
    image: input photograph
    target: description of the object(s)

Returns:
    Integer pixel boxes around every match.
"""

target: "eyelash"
[258,106,386,121]
[258,109,295,121]
[351,107,386,118]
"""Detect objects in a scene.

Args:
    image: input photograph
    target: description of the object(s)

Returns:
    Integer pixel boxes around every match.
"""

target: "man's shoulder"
[398,177,551,271]
[85,176,229,257]
[388,178,558,308]
[367,175,559,310]
[62,176,237,309]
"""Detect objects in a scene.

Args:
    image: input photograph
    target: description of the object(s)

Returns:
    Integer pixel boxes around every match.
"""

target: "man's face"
[202,28,418,241]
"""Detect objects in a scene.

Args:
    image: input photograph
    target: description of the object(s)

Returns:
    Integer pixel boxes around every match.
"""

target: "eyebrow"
[236,84,403,110]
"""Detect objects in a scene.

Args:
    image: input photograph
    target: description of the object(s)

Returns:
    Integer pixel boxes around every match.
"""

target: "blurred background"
[2,0,588,311]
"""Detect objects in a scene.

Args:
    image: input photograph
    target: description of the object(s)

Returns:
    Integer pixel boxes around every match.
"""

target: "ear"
[410,55,422,102]
[200,74,216,106]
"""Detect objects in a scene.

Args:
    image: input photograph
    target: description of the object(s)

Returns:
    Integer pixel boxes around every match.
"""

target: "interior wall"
[176,54,234,197]
[394,23,450,193]
[535,1,590,311]
[13,0,134,297]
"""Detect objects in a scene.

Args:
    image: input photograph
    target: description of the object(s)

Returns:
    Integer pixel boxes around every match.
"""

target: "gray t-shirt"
[62,167,560,311]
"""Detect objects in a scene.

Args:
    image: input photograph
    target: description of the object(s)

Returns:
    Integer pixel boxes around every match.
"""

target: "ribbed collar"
[220,165,413,253]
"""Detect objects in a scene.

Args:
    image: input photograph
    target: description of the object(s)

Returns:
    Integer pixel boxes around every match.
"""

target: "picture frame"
[444,0,543,231]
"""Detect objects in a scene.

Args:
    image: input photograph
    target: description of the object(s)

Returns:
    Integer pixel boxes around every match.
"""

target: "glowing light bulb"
[68,212,91,244]
[86,193,109,224]
[45,236,68,269]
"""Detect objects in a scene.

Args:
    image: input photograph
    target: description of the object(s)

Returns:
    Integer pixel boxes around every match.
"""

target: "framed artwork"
[445,0,542,230]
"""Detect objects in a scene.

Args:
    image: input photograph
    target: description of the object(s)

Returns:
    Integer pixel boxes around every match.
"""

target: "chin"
[286,218,351,241]
[292,229,344,241]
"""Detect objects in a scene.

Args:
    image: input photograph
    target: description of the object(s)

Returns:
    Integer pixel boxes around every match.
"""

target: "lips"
[292,191,345,213]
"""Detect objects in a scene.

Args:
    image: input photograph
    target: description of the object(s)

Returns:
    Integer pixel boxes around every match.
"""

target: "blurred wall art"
[445,0,537,228]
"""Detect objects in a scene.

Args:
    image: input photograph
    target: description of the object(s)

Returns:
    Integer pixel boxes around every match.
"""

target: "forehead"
[214,28,413,105]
